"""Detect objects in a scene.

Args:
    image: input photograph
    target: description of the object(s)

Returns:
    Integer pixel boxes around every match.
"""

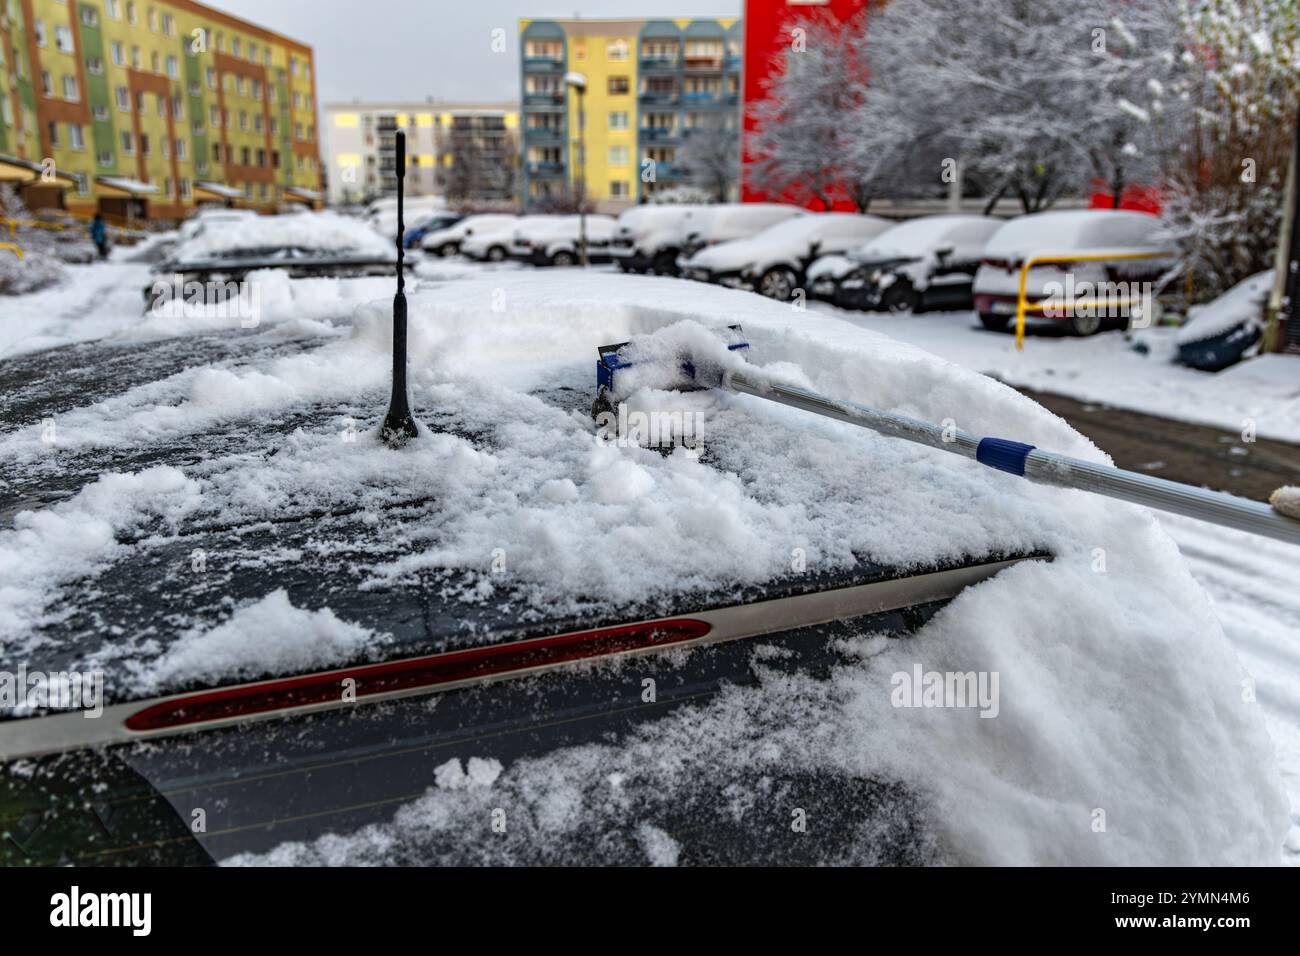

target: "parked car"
[610,205,702,275]
[676,203,807,266]
[462,217,557,262]
[972,210,1171,336]
[403,213,464,250]
[809,215,1003,313]
[421,214,520,257]
[680,213,890,300]
[513,215,618,266]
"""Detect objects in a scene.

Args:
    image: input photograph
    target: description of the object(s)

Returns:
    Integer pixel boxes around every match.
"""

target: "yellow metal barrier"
[1015,251,1171,351]
[0,243,23,259]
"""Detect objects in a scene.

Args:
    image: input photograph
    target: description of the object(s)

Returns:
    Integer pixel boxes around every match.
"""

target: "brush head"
[593,323,749,419]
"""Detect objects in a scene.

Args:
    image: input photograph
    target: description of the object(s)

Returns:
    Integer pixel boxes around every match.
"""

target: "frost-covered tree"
[1150,0,1300,297]
[679,116,740,202]
[0,186,67,295]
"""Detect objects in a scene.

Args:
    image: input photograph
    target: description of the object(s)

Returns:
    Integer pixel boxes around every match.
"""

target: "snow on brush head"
[608,321,765,400]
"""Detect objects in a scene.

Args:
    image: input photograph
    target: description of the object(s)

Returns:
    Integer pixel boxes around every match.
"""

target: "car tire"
[652,250,679,276]
[438,242,457,257]
[879,283,921,314]
[979,313,1010,331]
[758,267,797,301]
[1068,312,1102,336]
[486,246,507,263]
[551,250,576,267]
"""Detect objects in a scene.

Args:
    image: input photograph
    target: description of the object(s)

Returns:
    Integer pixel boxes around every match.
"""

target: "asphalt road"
[1019,388,1300,503]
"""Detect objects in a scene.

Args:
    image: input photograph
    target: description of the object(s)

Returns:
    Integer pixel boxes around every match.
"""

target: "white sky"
[216,0,743,105]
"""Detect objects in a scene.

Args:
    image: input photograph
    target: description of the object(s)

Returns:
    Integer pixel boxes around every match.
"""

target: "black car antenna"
[380,128,420,446]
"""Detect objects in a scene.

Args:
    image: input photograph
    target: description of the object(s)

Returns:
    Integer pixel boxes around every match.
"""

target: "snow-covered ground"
[806,302,1300,441]
[0,257,1295,865]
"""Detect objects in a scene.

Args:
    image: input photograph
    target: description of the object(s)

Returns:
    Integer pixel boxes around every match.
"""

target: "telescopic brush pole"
[380,129,419,447]
[717,371,1300,547]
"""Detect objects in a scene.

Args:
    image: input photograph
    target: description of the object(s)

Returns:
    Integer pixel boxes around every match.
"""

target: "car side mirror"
[935,244,954,261]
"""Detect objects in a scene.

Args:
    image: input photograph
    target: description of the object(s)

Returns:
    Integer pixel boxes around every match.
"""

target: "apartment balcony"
[524,92,565,108]
[725,54,742,72]
[639,56,679,72]
[639,91,679,106]
[683,56,724,73]
[525,126,563,143]
[682,92,720,105]
[645,162,683,180]
[638,127,678,141]
[527,161,566,177]
[523,55,564,71]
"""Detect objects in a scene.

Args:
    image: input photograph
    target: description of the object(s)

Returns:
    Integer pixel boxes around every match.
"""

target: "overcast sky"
[216,0,742,105]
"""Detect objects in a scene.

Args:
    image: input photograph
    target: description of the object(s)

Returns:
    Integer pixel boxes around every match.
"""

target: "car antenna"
[380,128,420,446]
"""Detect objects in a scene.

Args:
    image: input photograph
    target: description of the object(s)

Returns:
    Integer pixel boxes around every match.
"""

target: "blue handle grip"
[976,437,1036,476]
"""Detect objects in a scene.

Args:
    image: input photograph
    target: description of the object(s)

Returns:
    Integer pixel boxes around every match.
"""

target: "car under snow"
[809,215,1002,313]
[610,205,701,275]
[0,269,1285,866]
[510,214,618,266]
[420,214,519,258]
[973,210,1173,336]
[680,213,892,300]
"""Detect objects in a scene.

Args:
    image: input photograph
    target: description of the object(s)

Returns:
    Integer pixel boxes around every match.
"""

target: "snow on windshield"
[174,210,395,261]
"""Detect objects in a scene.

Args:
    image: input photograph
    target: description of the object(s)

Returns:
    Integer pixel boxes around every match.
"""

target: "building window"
[162,14,174,36]
[188,81,200,96]
[55,26,73,53]
[131,46,140,69]
[167,55,178,78]
[115,86,129,111]
[253,114,263,133]
[81,7,98,27]
[252,79,261,99]
[111,41,125,66]
[172,95,183,120]
[62,75,79,101]
[256,148,265,167]
[34,20,47,47]
[611,181,630,198]
[180,178,191,199]
[241,146,250,165]
[176,139,186,160]
[120,131,134,154]
[126,1,137,24]
[75,173,90,196]
[93,105,109,121]
[148,7,157,31]
[232,38,241,58]
[608,111,629,130]
[608,146,629,166]
[40,71,52,96]
[238,110,247,131]
[607,40,629,61]
[86,56,104,75]
[48,122,60,148]
[607,76,629,95]
[107,0,121,18]
[98,150,112,167]
[69,124,84,150]
[206,67,216,89]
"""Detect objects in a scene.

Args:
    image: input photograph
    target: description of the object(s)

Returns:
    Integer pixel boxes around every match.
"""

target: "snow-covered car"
[680,213,890,300]
[1176,271,1272,372]
[610,205,701,274]
[512,215,618,266]
[176,207,259,244]
[972,210,1172,336]
[809,215,1002,313]
[420,214,519,257]
[675,203,807,267]
[461,216,558,262]
[403,212,463,250]
[0,270,1283,866]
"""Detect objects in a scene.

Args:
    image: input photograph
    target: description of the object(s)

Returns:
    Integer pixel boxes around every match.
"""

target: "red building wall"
[742,0,873,209]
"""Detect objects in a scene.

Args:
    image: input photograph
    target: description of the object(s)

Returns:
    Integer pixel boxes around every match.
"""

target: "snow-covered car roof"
[853,215,1002,262]
[687,213,890,270]
[615,205,698,233]
[172,210,395,263]
[514,215,616,240]
[681,203,806,238]
[982,210,1166,262]
[0,271,1283,865]
[1177,271,1274,345]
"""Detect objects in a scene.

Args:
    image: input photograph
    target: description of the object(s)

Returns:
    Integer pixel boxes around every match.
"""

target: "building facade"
[321,101,519,207]
[1,0,321,221]
[741,0,868,209]
[519,17,742,213]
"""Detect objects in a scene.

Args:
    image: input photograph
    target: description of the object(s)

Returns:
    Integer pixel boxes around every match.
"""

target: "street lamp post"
[566,71,588,267]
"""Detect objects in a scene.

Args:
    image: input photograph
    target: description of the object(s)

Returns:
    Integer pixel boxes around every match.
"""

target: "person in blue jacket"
[90,214,108,260]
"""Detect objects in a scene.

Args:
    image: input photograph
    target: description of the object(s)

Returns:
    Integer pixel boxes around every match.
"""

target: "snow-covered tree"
[0,186,68,294]
[678,116,740,202]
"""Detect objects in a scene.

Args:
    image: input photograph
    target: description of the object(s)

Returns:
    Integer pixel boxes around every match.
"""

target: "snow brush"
[594,331,1300,547]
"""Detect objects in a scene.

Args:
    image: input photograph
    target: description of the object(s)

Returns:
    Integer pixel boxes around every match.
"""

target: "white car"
[680,213,891,300]
[809,215,1002,313]
[421,214,519,257]
[973,210,1172,336]
[513,215,618,267]
[461,216,558,262]
[610,205,702,275]
[675,203,807,269]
